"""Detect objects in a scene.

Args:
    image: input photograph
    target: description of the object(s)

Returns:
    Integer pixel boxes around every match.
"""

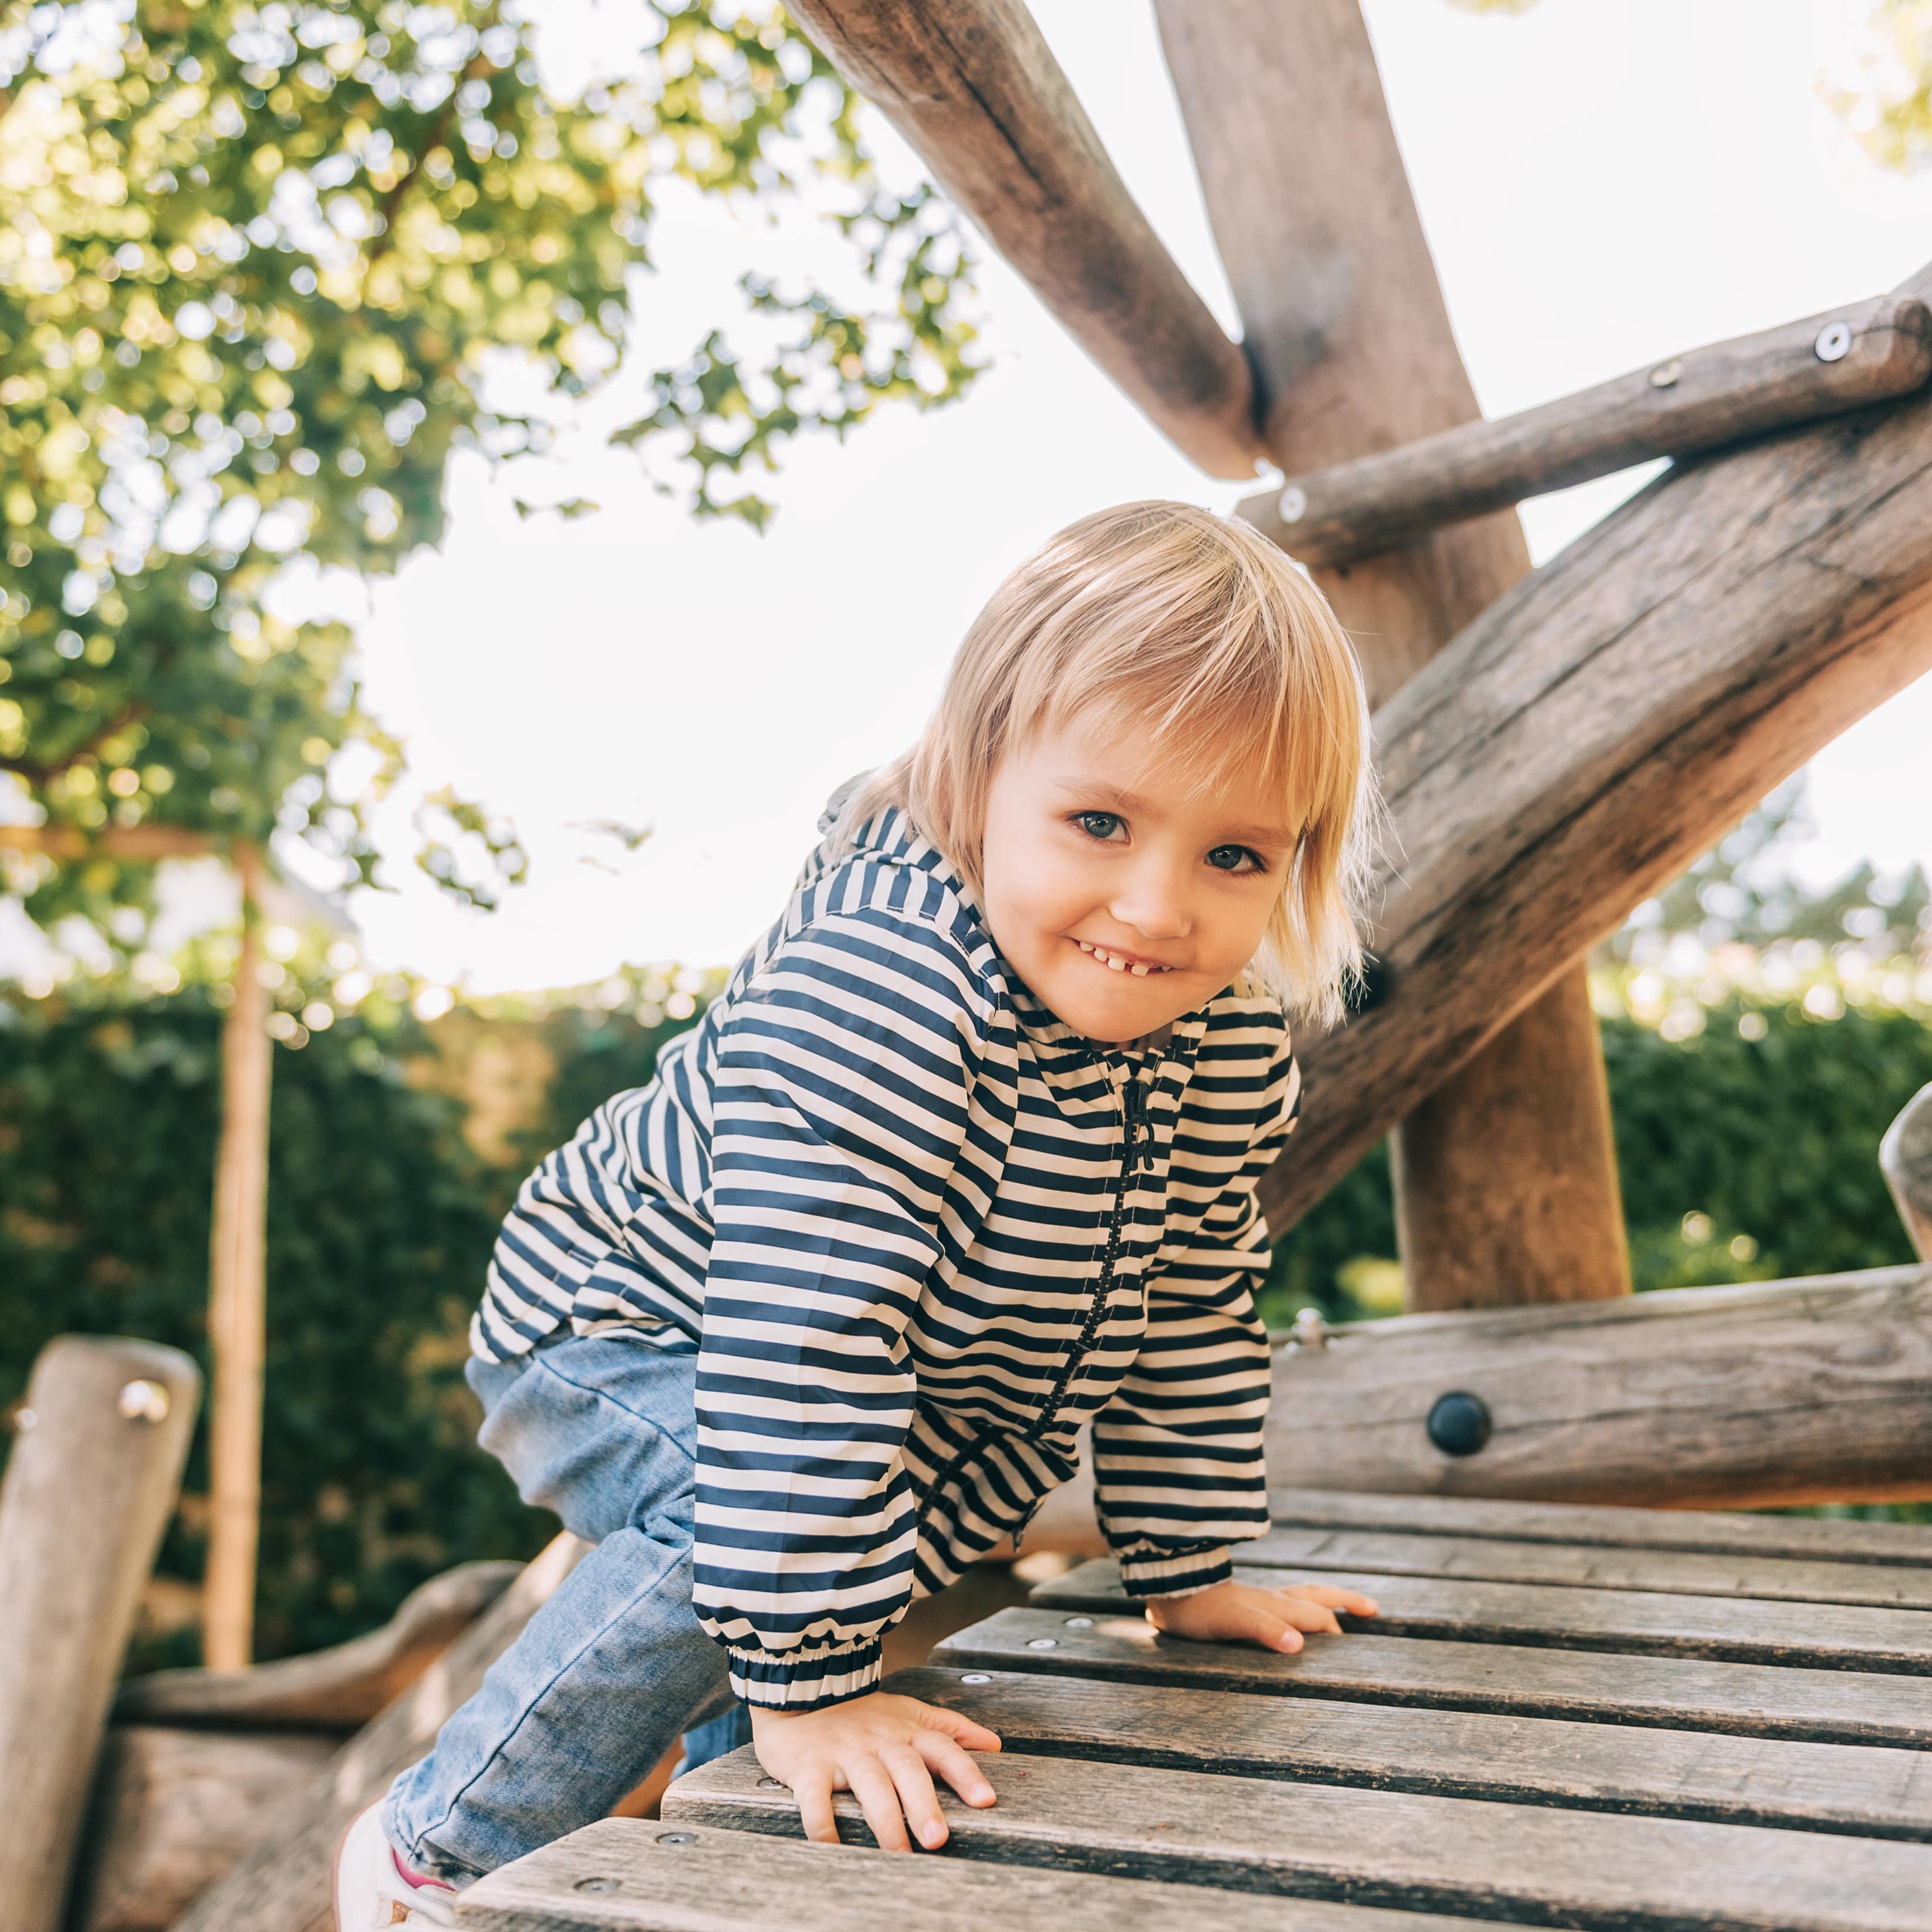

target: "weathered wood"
[1267,1266,1932,1508]
[934,1607,1932,1746]
[71,1727,334,1932]
[453,1819,1493,1932]
[666,1748,1932,1931]
[174,1532,587,1932]
[1266,1488,1932,1564]
[0,1336,201,1932]
[889,1663,1932,1841]
[115,1560,522,1729]
[778,0,1264,480]
[1882,1082,1932,1262]
[1241,294,1932,566]
[204,852,272,1670]
[1033,1556,1932,1675]
[1157,0,1628,1314]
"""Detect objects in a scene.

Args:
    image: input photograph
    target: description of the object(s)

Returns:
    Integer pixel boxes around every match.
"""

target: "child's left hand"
[1146,1577,1379,1653]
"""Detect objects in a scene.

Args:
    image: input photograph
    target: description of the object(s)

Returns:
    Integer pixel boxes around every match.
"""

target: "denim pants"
[382,1331,754,1883]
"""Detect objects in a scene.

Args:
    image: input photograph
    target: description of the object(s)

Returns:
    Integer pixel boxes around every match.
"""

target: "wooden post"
[1881,1084,1932,1263]
[1156,0,1629,1310]
[204,851,273,1670]
[0,1336,201,1932]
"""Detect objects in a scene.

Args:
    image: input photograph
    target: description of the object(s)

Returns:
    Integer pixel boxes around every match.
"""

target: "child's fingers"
[913,1728,999,1808]
[1223,1600,1304,1653]
[1283,1583,1381,1617]
[845,1756,913,1854]
[918,1701,1002,1753]
[1270,1594,1344,1636]
[793,1766,840,1847]
[881,1743,950,1850]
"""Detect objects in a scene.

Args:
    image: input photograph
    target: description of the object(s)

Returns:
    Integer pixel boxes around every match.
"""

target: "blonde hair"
[835,501,1377,1027]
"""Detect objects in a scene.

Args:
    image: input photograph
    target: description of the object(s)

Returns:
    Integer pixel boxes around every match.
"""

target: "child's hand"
[749,1692,1000,1852]
[1146,1577,1380,1653]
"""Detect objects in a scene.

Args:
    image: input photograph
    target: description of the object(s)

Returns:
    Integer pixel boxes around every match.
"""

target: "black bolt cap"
[1427,1390,1492,1457]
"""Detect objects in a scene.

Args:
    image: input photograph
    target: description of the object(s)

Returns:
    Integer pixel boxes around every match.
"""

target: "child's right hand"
[749,1692,1000,1852]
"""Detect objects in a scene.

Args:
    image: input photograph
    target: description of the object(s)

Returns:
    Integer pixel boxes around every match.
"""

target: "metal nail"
[1277,484,1308,524]
[574,1876,621,1894]
[757,1776,786,1789]
[118,1380,170,1424]
[960,1673,992,1685]
[1064,1616,1094,1629]
[1648,359,1682,389]
[1815,320,1853,363]
[1027,1637,1057,1650]
[657,1831,696,1847]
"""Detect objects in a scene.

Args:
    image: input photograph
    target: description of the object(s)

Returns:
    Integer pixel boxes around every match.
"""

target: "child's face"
[978,711,1296,1043]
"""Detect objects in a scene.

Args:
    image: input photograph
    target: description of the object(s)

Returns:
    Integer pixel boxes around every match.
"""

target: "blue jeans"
[382,1331,754,1883]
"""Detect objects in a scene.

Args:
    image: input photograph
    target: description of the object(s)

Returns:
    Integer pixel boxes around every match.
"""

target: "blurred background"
[4,0,1931,1668]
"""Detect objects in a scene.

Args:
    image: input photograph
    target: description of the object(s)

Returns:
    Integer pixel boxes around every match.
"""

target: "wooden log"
[0,1336,201,1932]
[934,1607,1932,1746]
[1241,294,1932,565]
[71,1727,335,1932]
[172,1531,585,1932]
[1258,259,1932,1238]
[115,1560,523,1730]
[1030,1557,1932,1675]
[1156,0,1629,1312]
[891,1663,1932,1842]
[666,1748,1932,1931]
[1881,1082,1932,1262]
[1265,1266,1932,1508]
[456,1818,1493,1932]
[778,0,1266,481]
[204,853,272,1671]
[1264,1488,1932,1565]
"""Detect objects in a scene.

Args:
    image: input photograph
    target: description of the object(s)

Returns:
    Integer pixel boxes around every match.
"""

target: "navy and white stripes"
[475,807,1298,1709]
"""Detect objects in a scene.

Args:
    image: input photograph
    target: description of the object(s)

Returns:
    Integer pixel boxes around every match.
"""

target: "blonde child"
[334,501,1381,1926]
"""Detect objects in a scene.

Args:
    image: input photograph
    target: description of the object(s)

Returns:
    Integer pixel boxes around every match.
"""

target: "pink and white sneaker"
[332,1802,457,1929]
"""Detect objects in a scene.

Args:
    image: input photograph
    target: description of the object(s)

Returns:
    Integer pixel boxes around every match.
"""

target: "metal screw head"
[1027,1636,1057,1650]
[117,1379,170,1424]
[960,1673,992,1685]
[656,1831,696,1847]
[1815,320,1854,363]
[574,1875,621,1894]
[757,1776,786,1789]
[1648,359,1682,389]
[1064,1616,1094,1629]
[1277,484,1308,524]
[1427,1390,1493,1458]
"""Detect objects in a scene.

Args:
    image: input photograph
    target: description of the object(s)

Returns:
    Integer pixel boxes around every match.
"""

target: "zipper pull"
[1123,1076,1152,1172]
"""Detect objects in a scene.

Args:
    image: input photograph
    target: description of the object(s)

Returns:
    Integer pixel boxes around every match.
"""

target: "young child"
[334,500,1381,1926]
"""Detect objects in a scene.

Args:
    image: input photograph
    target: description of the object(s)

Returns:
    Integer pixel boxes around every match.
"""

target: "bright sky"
[152,1,1932,985]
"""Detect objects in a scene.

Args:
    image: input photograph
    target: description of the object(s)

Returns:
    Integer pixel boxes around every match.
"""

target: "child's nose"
[1110,868,1193,941]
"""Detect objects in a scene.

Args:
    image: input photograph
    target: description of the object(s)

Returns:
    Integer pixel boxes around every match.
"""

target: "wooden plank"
[888,1663,1932,1842]
[1254,256,1932,1244]
[0,1338,201,1932]
[1268,1488,1932,1564]
[666,1748,1932,1931]
[1158,0,1627,1315]
[1267,1267,1932,1508]
[778,0,1265,480]
[1240,294,1932,567]
[452,1817,1493,1932]
[1883,1082,1932,1263]
[1030,1557,1932,1675]
[934,1607,1932,1747]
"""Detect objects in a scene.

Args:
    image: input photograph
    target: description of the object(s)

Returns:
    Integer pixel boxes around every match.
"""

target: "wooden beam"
[1257,259,1932,1239]
[1157,0,1629,1312]
[0,1338,201,1932]
[0,825,216,861]
[202,852,272,1672]
[1243,293,1932,567]
[1881,1083,1932,1262]
[779,0,1266,480]
[1265,1266,1932,1509]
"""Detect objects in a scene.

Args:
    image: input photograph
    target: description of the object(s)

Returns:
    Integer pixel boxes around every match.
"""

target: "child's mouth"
[1074,939,1173,978]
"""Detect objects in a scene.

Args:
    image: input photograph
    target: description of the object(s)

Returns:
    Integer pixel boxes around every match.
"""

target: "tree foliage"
[0,0,978,945]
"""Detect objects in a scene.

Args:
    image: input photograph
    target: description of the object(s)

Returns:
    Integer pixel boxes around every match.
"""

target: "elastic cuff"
[1116,1544,1233,1600]
[727,1638,884,1712]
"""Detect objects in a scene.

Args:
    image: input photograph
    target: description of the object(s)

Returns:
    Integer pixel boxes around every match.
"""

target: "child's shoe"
[332,1802,458,1928]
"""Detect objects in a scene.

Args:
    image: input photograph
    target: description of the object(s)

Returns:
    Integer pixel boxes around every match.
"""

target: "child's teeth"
[1106,955,1126,971]
[1130,963,1149,977]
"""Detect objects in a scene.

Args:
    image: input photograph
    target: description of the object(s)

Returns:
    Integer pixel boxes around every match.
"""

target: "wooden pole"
[0,1336,200,1932]
[203,851,273,1670]
[1157,0,1629,1311]
[780,0,1268,481]
[1881,1084,1932,1263]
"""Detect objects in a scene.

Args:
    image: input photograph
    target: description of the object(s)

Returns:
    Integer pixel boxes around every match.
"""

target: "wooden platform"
[452,1491,1932,1931]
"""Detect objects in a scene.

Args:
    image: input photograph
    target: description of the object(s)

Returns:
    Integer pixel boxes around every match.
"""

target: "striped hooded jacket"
[474,805,1299,1710]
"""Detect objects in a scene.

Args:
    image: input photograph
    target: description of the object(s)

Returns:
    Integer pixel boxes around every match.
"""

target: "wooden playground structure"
[7,1,1932,1926]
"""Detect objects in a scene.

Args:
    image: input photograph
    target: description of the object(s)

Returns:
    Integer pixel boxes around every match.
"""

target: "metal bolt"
[656,1831,696,1847]
[1277,484,1308,524]
[1815,320,1854,363]
[574,1876,621,1894]
[1027,1636,1057,1650]
[960,1673,992,1685]
[1289,1306,1328,1352]
[1064,1616,1094,1629]
[1427,1390,1493,1458]
[757,1776,786,1789]
[1648,359,1682,389]
[118,1380,170,1424]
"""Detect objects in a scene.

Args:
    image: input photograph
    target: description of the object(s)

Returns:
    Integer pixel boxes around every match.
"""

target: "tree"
[0,0,978,947]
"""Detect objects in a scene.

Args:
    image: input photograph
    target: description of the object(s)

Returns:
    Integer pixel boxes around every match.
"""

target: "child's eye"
[1074,811,1126,842]
[1206,844,1265,875]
